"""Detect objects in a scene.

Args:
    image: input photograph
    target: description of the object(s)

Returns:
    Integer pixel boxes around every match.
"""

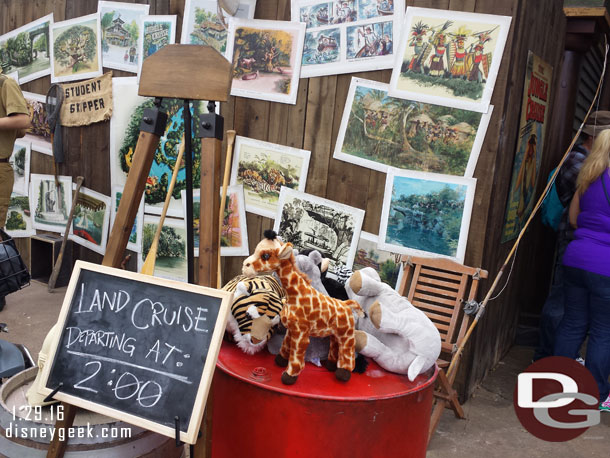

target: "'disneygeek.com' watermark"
[5,423,132,442]
[513,356,601,442]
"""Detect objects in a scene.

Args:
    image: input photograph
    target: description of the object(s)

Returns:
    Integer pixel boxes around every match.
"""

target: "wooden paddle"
[217,130,236,288]
[141,136,186,276]
[48,176,84,292]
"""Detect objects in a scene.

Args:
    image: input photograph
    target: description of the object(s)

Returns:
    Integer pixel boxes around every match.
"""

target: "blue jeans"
[554,266,610,402]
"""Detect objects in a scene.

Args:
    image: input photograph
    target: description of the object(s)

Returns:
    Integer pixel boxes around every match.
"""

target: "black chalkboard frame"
[37,260,233,444]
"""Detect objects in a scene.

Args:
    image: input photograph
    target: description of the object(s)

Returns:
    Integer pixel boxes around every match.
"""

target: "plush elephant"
[346,267,441,381]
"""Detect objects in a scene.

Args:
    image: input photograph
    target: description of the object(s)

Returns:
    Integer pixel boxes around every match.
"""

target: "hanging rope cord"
[447,37,609,380]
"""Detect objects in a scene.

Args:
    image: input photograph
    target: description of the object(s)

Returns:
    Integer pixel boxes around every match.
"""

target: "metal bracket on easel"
[198,101,224,140]
[140,98,168,136]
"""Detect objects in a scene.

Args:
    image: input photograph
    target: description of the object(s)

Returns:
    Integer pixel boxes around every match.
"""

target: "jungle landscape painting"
[141,216,187,282]
[0,14,52,83]
[390,8,511,112]
[112,188,142,252]
[231,137,310,218]
[352,232,401,288]
[380,171,475,262]
[71,188,110,255]
[302,28,340,66]
[5,194,34,237]
[228,20,304,104]
[51,14,101,82]
[335,79,486,176]
[275,188,364,273]
[118,97,205,216]
[10,141,30,196]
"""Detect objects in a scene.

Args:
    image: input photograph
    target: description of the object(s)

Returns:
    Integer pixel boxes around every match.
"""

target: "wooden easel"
[46,45,232,458]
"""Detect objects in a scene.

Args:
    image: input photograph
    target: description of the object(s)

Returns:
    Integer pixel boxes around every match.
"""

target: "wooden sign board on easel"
[38,261,233,444]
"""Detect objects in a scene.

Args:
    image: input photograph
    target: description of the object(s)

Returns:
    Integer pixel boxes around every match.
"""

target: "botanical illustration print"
[70,187,111,255]
[5,193,35,238]
[334,78,491,177]
[379,170,476,263]
[502,52,553,242]
[226,19,305,104]
[186,186,249,257]
[10,140,30,196]
[0,14,52,84]
[302,28,340,66]
[140,215,187,282]
[30,174,72,233]
[22,91,52,155]
[230,136,311,218]
[346,21,392,59]
[181,0,255,53]
[389,8,511,113]
[111,187,143,253]
[51,14,102,83]
[99,1,149,73]
[293,0,403,78]
[352,231,402,289]
[111,77,208,217]
[274,188,364,274]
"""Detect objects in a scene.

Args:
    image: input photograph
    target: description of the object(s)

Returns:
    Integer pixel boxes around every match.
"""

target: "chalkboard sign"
[38,261,233,444]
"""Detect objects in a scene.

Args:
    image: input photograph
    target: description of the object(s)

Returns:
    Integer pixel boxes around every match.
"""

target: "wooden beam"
[564,6,610,27]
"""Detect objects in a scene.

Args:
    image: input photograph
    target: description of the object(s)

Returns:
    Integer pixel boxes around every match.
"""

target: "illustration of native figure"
[448,25,470,78]
[467,29,493,83]
[428,21,451,77]
[406,21,429,74]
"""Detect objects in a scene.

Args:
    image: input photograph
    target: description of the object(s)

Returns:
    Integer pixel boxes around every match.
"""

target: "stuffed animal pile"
[346,267,441,381]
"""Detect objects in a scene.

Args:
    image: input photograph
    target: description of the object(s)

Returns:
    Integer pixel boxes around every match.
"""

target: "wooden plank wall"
[1,0,567,397]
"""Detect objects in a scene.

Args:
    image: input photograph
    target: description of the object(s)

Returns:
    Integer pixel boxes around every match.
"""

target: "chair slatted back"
[397,255,488,359]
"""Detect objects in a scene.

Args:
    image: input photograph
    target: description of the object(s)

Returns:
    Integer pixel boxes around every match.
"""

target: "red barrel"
[211,342,437,458]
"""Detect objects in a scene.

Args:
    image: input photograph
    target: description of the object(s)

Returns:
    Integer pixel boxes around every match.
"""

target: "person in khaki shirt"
[0,73,31,310]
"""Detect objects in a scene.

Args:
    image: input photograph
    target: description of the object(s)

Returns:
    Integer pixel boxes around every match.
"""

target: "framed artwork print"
[10,140,31,196]
[50,13,102,83]
[334,77,492,177]
[292,0,404,78]
[352,231,404,290]
[110,186,144,253]
[230,135,311,218]
[30,174,72,233]
[0,14,53,84]
[225,18,306,104]
[22,91,52,155]
[138,15,177,78]
[273,187,365,275]
[139,215,188,282]
[98,1,150,74]
[378,168,476,263]
[69,185,111,256]
[5,193,35,238]
[181,0,256,53]
[183,185,249,257]
[389,7,511,113]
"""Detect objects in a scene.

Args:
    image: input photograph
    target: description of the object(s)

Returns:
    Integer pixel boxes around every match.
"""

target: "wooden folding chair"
[396,255,488,442]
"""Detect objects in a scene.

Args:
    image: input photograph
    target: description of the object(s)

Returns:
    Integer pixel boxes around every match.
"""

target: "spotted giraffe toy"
[242,230,365,384]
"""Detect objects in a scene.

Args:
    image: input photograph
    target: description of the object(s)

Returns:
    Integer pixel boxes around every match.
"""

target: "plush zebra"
[223,275,286,354]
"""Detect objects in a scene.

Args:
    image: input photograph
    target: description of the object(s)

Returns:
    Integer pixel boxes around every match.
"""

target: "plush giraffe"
[242,230,365,384]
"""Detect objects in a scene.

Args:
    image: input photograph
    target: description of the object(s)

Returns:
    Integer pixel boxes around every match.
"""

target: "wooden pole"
[217,130,236,288]
[48,176,84,292]
[141,136,186,276]
[446,40,609,381]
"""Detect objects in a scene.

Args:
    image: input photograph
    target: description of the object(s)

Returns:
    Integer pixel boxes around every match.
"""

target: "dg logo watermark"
[513,356,600,441]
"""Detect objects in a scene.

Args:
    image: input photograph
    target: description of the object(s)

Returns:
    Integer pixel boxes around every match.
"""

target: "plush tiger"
[223,275,286,354]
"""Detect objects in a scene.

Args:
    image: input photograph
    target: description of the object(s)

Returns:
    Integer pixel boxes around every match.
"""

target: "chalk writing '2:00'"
[74,361,163,408]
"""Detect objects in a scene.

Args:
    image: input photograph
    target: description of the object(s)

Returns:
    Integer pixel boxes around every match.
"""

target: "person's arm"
[0,113,31,131]
[569,192,581,228]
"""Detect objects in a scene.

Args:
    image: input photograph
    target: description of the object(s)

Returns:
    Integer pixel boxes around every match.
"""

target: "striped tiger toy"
[223,275,286,354]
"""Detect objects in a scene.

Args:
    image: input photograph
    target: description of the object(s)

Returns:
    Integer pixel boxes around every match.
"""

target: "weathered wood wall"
[1,0,568,397]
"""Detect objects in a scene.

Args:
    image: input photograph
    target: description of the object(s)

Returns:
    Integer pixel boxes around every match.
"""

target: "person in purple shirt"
[554,128,610,412]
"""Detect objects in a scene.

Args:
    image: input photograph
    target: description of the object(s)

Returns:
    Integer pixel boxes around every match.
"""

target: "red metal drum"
[210,342,438,458]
